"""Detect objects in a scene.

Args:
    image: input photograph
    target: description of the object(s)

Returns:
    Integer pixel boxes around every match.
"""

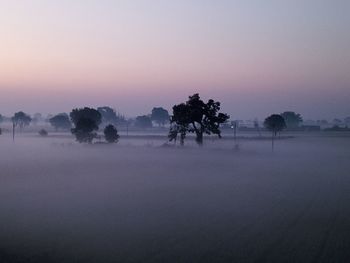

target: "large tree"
[151,107,169,127]
[70,108,102,143]
[281,111,303,129]
[49,113,71,131]
[169,94,229,146]
[264,114,286,151]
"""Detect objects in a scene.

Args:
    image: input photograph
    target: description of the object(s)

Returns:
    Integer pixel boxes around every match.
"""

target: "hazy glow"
[0,0,349,118]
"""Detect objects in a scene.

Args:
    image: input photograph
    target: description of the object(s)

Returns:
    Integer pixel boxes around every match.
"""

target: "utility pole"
[254,118,262,137]
[12,122,15,142]
[231,120,239,149]
[126,121,129,137]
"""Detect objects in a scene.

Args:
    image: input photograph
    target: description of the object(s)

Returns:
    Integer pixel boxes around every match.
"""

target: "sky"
[0,0,349,120]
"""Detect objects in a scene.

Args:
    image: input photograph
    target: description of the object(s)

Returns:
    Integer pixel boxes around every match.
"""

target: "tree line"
[0,93,316,149]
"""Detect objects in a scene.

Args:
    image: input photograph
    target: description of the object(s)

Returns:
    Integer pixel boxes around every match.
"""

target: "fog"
[0,132,349,262]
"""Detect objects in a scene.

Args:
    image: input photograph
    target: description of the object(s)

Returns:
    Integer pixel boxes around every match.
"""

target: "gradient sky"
[0,0,349,120]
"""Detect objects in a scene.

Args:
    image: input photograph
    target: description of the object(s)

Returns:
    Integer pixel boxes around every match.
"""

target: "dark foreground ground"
[0,133,349,262]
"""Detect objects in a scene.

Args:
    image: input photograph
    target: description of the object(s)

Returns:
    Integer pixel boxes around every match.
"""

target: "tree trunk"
[180,137,184,146]
[180,133,184,146]
[196,132,203,146]
[271,132,276,152]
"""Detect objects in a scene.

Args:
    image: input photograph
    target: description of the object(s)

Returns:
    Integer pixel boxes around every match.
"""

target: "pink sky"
[0,1,349,119]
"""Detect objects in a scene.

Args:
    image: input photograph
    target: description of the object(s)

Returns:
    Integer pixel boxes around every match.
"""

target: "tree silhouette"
[98,106,126,125]
[151,107,169,127]
[264,114,286,151]
[70,108,102,143]
[169,94,229,146]
[12,111,32,132]
[11,111,32,141]
[104,124,119,143]
[168,104,190,146]
[135,115,153,129]
[49,113,71,131]
[281,111,303,129]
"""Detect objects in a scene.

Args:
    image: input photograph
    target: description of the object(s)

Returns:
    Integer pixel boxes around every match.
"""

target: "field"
[0,132,349,262]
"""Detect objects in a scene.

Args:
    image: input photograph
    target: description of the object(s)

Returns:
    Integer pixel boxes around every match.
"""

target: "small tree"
[135,115,153,129]
[12,111,32,131]
[281,111,303,129]
[104,125,119,143]
[11,111,32,141]
[49,113,71,131]
[38,129,48,137]
[70,108,102,144]
[169,94,229,146]
[151,107,169,127]
[264,114,286,151]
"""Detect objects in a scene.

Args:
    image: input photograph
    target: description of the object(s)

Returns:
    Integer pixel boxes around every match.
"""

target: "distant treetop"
[264,114,286,135]
[135,115,153,129]
[49,113,71,131]
[151,107,169,127]
[281,111,303,129]
[12,111,32,131]
[98,106,126,125]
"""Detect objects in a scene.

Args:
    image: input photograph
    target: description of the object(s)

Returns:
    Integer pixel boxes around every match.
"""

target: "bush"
[38,129,48,137]
[104,125,119,143]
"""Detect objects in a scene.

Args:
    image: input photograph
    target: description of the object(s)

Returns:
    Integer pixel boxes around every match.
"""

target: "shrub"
[104,125,119,143]
[38,129,48,137]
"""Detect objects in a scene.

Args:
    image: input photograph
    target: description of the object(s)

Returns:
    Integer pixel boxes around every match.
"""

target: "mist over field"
[1,1,350,262]
[1,132,349,262]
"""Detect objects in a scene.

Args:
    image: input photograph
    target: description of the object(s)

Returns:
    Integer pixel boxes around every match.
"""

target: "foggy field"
[0,133,350,263]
